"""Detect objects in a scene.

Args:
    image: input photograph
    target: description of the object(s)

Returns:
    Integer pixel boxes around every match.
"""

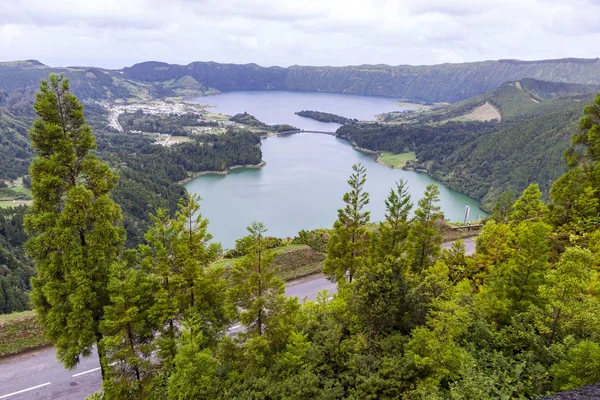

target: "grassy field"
[214,244,325,282]
[378,151,416,168]
[0,200,32,208]
[167,136,192,144]
[0,311,49,358]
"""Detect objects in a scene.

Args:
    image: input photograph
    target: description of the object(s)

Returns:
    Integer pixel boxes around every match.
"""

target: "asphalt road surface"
[0,238,475,399]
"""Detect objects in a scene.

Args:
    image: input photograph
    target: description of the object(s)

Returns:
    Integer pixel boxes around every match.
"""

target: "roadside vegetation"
[1,66,600,399]
[0,311,49,357]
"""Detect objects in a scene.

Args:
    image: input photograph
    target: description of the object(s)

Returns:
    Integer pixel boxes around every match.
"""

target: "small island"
[295,110,356,125]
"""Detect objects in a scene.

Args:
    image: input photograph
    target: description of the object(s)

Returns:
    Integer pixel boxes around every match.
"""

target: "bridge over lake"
[276,129,336,136]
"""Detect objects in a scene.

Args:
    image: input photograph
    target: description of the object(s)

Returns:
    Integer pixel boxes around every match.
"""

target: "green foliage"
[0,311,49,357]
[25,74,125,372]
[407,183,443,273]
[295,110,356,125]
[229,222,299,349]
[292,228,331,253]
[551,340,600,391]
[323,163,371,284]
[374,179,413,262]
[0,206,33,314]
[510,183,546,222]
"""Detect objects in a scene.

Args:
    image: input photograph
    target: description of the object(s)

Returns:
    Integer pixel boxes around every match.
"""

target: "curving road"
[0,238,474,399]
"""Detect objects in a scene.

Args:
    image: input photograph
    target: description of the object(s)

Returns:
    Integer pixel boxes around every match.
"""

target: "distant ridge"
[1,57,600,103]
[122,57,600,103]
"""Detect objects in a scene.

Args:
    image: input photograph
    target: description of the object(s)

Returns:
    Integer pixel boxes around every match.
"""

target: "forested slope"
[123,58,600,103]
[339,81,598,210]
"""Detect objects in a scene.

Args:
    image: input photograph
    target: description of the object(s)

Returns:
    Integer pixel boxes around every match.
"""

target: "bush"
[292,229,331,253]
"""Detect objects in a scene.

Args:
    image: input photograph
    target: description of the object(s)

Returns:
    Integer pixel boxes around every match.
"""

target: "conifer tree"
[375,179,413,261]
[100,259,155,398]
[549,93,600,235]
[509,183,546,222]
[535,246,599,345]
[141,193,223,366]
[229,222,299,348]
[25,74,125,375]
[323,163,371,283]
[407,183,443,273]
[491,190,515,223]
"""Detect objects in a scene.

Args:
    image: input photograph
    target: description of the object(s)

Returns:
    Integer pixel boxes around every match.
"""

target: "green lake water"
[186,133,486,248]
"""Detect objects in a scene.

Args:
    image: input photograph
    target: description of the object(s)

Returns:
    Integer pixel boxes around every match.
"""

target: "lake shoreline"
[179,161,267,184]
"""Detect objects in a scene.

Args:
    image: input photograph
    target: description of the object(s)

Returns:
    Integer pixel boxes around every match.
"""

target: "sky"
[1,0,600,69]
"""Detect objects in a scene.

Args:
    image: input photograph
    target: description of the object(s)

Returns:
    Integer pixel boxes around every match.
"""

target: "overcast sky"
[1,0,600,69]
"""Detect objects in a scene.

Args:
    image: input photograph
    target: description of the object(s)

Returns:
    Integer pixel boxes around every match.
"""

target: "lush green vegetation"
[378,151,416,168]
[0,311,49,357]
[4,77,600,399]
[230,112,297,132]
[295,110,356,125]
[338,82,599,210]
[0,206,32,314]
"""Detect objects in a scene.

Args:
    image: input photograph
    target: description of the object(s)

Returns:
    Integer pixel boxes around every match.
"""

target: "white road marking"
[72,367,101,377]
[230,324,241,330]
[0,382,51,399]
[72,362,117,378]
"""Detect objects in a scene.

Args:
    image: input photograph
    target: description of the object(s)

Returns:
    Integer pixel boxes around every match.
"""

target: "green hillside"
[123,58,600,103]
[338,81,598,210]
[381,79,600,123]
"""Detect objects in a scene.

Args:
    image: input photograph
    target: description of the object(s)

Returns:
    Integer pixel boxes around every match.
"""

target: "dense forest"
[0,206,32,314]
[13,73,600,400]
[337,80,598,210]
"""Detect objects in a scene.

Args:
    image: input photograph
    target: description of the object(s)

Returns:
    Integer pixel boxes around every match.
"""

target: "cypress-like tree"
[100,260,155,398]
[140,193,223,367]
[229,222,298,349]
[375,179,413,261]
[407,183,443,273]
[323,163,371,283]
[25,74,125,375]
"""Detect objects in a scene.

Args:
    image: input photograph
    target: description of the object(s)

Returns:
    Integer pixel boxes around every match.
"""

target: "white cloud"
[0,0,599,68]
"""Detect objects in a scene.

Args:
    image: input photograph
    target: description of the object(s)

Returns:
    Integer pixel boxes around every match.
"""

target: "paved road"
[0,238,474,399]
[0,274,338,400]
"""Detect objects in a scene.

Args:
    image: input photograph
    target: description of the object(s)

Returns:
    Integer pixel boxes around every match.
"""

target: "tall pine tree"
[375,179,413,261]
[323,163,371,283]
[407,183,443,273]
[25,74,125,375]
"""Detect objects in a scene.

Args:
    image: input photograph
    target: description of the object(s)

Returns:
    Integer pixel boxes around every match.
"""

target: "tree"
[407,183,443,273]
[100,259,155,398]
[549,93,600,235]
[348,257,408,338]
[229,222,299,350]
[478,220,551,322]
[25,74,125,375]
[491,190,515,223]
[323,163,371,284]
[535,247,598,345]
[167,313,220,400]
[472,221,515,282]
[509,183,546,222]
[551,340,600,392]
[141,194,223,366]
[375,179,413,261]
